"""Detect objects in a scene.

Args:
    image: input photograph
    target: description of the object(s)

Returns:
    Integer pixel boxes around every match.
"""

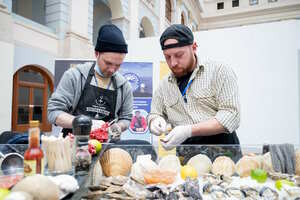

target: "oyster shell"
[225,187,246,198]
[259,186,279,200]
[122,179,153,199]
[262,152,275,173]
[240,186,260,198]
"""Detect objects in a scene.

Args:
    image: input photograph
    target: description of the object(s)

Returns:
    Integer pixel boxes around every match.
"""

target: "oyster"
[268,171,293,181]
[259,186,279,200]
[122,179,152,199]
[202,173,232,187]
[240,186,260,198]
[203,182,218,194]
[110,175,129,186]
[183,177,202,199]
[225,187,246,198]
[146,184,170,199]
[210,188,228,199]
[262,152,275,173]
[282,185,300,198]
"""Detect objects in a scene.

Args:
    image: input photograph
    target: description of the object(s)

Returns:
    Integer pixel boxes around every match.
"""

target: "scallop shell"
[100,148,133,176]
[158,155,181,174]
[187,154,212,175]
[295,149,300,176]
[212,156,235,176]
[236,156,260,177]
[262,152,274,173]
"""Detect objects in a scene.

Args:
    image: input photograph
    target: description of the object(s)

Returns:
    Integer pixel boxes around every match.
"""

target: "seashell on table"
[100,148,133,176]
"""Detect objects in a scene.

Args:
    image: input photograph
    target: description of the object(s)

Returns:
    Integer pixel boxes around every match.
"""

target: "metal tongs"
[108,118,118,127]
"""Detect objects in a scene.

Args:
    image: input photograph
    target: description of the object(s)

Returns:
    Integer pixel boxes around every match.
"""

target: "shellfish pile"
[83,147,300,200]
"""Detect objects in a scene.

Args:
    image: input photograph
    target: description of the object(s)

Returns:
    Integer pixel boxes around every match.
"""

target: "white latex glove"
[161,125,192,150]
[92,120,105,131]
[149,116,167,136]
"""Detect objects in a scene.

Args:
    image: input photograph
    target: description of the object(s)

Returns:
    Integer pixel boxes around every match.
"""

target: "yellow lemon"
[275,179,295,190]
[0,188,10,200]
[180,165,198,180]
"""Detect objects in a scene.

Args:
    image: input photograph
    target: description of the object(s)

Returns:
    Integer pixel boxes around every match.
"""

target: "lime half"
[251,169,267,183]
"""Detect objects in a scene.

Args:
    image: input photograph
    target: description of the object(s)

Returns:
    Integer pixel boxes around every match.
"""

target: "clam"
[100,148,133,176]
[212,156,236,177]
[187,154,212,175]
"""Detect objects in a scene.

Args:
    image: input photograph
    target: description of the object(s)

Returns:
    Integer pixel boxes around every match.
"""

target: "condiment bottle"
[72,115,92,174]
[24,120,44,176]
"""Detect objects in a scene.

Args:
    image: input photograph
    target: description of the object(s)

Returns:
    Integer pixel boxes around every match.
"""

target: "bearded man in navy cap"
[48,24,133,140]
[148,24,241,154]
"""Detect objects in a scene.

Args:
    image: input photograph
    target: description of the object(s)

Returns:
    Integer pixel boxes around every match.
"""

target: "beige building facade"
[198,0,300,30]
[0,0,202,133]
[0,0,299,133]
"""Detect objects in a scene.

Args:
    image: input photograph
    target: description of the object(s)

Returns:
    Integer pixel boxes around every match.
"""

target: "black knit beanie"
[95,24,128,53]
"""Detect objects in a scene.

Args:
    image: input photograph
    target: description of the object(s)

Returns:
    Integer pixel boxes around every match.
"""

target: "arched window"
[93,0,112,45]
[139,17,155,38]
[181,12,185,25]
[165,0,172,22]
[139,24,146,38]
[12,65,54,132]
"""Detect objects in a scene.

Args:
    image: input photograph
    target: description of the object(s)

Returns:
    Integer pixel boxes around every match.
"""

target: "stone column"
[62,0,94,58]
[0,4,14,132]
[158,0,166,34]
[0,0,6,9]
[45,0,69,39]
[129,0,139,39]
[176,0,182,24]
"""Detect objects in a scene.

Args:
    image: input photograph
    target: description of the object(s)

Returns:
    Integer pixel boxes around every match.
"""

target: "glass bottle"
[72,115,92,174]
[24,120,44,176]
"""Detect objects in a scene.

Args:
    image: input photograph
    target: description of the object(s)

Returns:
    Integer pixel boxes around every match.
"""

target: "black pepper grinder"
[72,115,92,174]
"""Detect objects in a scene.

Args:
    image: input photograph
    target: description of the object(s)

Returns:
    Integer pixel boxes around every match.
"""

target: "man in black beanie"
[148,24,241,156]
[48,24,133,140]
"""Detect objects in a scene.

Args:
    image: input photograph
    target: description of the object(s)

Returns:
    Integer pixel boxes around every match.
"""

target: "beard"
[172,53,196,78]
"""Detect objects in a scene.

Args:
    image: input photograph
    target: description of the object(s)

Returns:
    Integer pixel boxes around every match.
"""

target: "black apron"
[177,132,242,164]
[62,65,117,137]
